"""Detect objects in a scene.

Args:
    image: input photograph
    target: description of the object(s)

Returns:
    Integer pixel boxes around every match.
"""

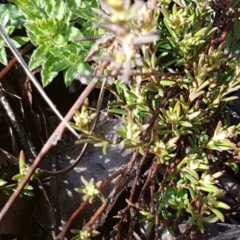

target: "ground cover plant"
[0,0,240,239]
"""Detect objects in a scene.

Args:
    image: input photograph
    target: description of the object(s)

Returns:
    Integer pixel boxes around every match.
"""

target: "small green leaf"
[94,141,109,150]
[69,26,83,42]
[222,96,239,102]
[159,129,172,135]
[197,221,204,233]
[73,3,96,20]
[12,173,23,181]
[188,186,196,198]
[202,215,219,223]
[109,108,128,115]
[160,79,175,86]
[207,143,233,151]
[189,90,205,101]
[66,0,83,16]
[11,36,29,47]
[0,10,10,27]
[210,208,225,222]
[199,185,220,193]
[42,67,58,87]
[11,0,46,19]
[24,185,33,190]
[108,101,125,107]
[70,0,82,8]
[29,45,50,70]
[0,47,8,65]
[75,138,96,144]
[77,62,92,73]
[23,190,35,196]
[163,18,177,39]
[19,150,26,175]
[213,201,230,210]
[228,162,239,174]
[55,0,67,19]
[44,0,66,19]
[180,121,193,127]
[41,56,59,87]
[102,142,109,154]
[0,179,7,187]
[0,4,26,28]
[64,65,76,87]
[184,173,198,184]
[194,27,207,37]
[187,111,201,120]
[49,59,70,72]
[5,25,15,35]
[49,47,64,57]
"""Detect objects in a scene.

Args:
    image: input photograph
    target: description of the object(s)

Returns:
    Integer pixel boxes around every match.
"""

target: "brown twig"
[0,76,100,223]
[128,149,150,206]
[212,21,234,47]
[100,168,126,190]
[59,200,90,235]
[138,161,158,203]
[114,217,124,240]
[204,0,238,53]
[125,149,150,238]
[152,183,159,240]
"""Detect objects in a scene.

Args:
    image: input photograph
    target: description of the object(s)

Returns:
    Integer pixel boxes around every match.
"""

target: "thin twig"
[138,161,158,203]
[126,149,150,239]
[128,149,150,204]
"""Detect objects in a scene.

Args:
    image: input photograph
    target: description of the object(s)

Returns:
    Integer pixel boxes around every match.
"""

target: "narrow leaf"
[108,108,128,115]
[210,208,225,222]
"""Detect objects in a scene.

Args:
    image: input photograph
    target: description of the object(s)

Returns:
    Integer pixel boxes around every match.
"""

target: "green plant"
[0,4,28,65]
[0,151,34,196]
[71,0,240,235]
[71,227,100,240]
[3,0,240,238]
[75,176,104,204]
[72,99,111,153]
[9,0,101,86]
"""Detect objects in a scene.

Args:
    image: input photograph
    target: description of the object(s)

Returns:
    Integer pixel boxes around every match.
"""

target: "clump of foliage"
[72,0,240,236]
[1,0,240,238]
[74,0,240,232]
[8,0,101,86]
[0,151,34,196]
[0,3,27,65]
